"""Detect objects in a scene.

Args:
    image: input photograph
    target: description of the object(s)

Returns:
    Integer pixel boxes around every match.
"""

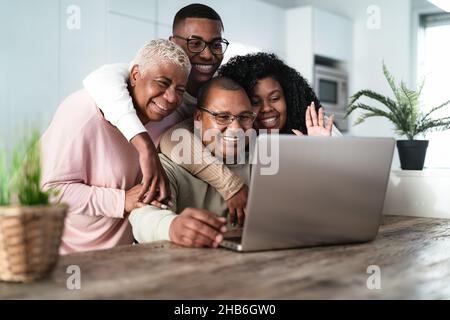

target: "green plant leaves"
[1,130,52,206]
[346,63,450,140]
[383,62,402,103]
[423,99,450,121]
[0,147,10,206]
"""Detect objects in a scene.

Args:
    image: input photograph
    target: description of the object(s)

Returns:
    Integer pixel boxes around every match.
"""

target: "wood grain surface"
[1,216,449,299]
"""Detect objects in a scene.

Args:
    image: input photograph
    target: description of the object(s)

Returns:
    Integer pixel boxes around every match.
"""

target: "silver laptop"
[220,135,395,252]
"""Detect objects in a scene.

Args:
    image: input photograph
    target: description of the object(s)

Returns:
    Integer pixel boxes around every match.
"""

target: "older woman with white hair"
[40,39,191,254]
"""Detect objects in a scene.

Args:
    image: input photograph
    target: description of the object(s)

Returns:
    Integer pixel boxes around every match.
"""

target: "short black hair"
[218,53,321,135]
[198,77,243,108]
[173,3,224,32]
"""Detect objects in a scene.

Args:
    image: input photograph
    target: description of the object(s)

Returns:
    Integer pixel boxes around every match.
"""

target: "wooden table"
[1,216,450,299]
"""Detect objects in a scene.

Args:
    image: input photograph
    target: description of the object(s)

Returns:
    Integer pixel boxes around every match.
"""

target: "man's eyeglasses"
[173,35,229,55]
[198,107,257,127]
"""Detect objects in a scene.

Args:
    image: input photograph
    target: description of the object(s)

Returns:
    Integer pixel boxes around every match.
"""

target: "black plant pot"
[397,140,429,170]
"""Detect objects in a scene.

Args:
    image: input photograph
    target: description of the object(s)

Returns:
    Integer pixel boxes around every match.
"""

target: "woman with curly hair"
[219,52,340,136]
[159,52,340,226]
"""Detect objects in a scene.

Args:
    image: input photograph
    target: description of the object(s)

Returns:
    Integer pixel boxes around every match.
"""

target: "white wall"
[0,0,286,151]
[0,0,60,152]
[155,0,286,58]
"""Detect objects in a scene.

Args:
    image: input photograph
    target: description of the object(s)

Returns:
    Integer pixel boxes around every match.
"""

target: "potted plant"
[346,63,450,170]
[0,131,67,282]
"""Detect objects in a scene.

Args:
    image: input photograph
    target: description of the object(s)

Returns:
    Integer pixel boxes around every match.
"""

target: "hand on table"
[169,208,228,248]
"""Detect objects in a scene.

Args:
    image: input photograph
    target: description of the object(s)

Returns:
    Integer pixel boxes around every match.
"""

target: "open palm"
[293,102,334,137]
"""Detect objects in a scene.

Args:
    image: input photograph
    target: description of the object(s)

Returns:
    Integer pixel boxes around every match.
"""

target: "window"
[418,13,450,168]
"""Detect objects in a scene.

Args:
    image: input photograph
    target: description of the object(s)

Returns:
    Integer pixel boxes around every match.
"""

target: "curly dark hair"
[218,52,320,134]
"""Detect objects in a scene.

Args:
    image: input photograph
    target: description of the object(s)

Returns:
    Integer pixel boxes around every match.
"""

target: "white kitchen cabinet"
[286,6,315,81]
[383,170,450,219]
[313,8,353,62]
[286,6,353,82]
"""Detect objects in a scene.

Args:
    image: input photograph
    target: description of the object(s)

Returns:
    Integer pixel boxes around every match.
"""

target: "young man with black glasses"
[83,4,229,211]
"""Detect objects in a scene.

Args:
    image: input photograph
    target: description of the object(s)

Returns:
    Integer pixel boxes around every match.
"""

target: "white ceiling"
[260,0,423,10]
[258,0,303,9]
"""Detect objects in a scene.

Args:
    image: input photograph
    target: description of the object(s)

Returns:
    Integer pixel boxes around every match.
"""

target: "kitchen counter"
[1,216,450,299]
[383,170,450,219]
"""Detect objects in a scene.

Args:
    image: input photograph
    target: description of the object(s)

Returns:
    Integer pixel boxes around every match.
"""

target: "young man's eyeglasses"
[173,35,229,55]
[198,107,257,127]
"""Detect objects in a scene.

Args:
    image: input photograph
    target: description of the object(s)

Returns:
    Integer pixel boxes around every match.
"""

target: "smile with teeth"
[194,64,215,73]
[260,117,278,126]
[222,136,240,143]
[151,101,169,113]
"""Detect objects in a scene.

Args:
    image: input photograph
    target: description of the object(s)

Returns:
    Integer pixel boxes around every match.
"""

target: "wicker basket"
[0,205,67,282]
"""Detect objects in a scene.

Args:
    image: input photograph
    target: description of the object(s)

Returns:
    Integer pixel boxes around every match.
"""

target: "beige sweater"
[129,154,251,244]
[159,119,245,201]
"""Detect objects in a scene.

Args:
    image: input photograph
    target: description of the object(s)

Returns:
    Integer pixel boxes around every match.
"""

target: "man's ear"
[129,65,140,87]
[194,109,202,122]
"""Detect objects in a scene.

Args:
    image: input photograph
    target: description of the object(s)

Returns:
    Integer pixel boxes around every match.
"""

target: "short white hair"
[131,39,191,76]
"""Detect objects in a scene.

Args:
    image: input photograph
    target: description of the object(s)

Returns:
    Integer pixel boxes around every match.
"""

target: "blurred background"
[0,0,449,168]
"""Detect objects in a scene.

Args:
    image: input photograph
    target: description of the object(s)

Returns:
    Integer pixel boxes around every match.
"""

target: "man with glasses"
[129,77,255,248]
[83,4,229,210]
[196,106,256,163]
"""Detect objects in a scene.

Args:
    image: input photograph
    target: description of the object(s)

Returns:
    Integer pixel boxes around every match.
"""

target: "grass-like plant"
[346,63,450,140]
[1,130,52,206]
[0,146,10,206]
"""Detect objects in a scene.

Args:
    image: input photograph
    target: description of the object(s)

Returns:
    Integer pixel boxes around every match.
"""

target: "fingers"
[184,219,223,244]
[181,232,222,248]
[180,231,212,248]
[236,207,245,227]
[156,177,170,203]
[150,200,170,210]
[318,107,325,128]
[138,177,150,202]
[143,177,158,204]
[186,209,228,233]
[135,202,145,209]
[228,207,237,227]
[218,216,227,225]
[305,105,313,128]
[310,102,318,126]
[327,114,334,134]
[292,129,304,136]
[171,210,228,248]
[182,229,213,248]
[156,162,171,203]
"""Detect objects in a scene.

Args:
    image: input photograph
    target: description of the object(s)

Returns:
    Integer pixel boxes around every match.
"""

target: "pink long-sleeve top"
[40,90,182,255]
